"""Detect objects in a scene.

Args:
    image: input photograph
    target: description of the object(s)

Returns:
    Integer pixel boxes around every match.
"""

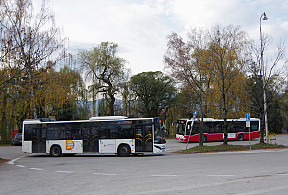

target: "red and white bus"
[175,118,260,142]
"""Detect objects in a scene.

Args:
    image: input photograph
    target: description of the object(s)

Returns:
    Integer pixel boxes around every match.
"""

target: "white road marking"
[56,170,73,173]
[29,168,44,171]
[152,175,178,177]
[8,156,24,165]
[15,165,26,168]
[207,174,234,177]
[93,173,117,176]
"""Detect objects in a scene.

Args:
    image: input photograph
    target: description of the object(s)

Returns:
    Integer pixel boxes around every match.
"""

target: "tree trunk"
[107,87,115,116]
[223,90,228,145]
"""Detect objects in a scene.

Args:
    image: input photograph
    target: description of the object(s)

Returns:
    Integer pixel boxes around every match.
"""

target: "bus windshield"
[154,124,166,144]
[176,120,186,135]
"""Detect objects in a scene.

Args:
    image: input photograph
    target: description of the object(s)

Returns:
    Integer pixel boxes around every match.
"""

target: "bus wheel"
[238,134,244,141]
[118,144,131,157]
[50,145,62,157]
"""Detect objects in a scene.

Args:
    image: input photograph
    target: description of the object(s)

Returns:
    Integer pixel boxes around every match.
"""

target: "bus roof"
[177,118,260,122]
[192,118,260,121]
[22,116,157,125]
[89,116,128,121]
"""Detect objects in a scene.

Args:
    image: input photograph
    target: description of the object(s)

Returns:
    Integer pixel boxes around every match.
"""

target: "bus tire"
[238,134,244,141]
[117,144,131,157]
[50,145,62,157]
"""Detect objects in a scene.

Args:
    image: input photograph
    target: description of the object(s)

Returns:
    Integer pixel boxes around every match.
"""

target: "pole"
[246,113,251,150]
[260,12,269,144]
[249,126,251,151]
[263,90,269,143]
[186,120,194,150]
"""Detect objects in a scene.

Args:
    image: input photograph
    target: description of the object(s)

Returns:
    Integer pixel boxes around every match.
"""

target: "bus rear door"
[32,126,46,153]
[82,124,99,153]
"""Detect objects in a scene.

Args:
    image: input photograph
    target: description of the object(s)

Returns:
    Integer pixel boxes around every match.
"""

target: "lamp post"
[260,12,269,143]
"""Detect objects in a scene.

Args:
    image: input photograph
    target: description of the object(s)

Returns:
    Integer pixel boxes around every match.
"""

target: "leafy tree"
[202,25,250,145]
[0,0,65,144]
[78,42,130,116]
[121,83,137,117]
[164,25,249,145]
[129,71,176,118]
[0,0,64,92]
[164,30,213,146]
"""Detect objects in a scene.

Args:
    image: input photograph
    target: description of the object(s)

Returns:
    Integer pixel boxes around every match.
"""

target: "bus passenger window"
[47,130,65,140]
[65,131,75,140]
[24,128,32,141]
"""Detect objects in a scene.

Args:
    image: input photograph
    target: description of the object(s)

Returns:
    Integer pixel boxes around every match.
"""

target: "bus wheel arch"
[50,145,62,157]
[117,144,131,157]
[238,134,244,141]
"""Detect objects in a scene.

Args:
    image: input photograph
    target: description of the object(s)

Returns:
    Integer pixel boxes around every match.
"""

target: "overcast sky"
[34,0,288,75]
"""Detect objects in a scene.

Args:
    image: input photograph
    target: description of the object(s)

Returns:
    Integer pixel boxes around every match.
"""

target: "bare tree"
[249,34,287,143]
[0,0,64,92]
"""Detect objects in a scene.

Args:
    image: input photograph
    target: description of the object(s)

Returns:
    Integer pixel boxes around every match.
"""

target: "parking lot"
[1,135,288,194]
[1,134,287,160]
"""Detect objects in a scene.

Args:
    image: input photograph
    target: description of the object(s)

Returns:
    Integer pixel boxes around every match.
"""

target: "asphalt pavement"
[1,134,288,160]
[1,134,288,195]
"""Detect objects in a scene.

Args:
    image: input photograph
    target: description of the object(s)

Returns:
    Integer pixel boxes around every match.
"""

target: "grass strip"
[0,158,9,165]
[179,143,288,153]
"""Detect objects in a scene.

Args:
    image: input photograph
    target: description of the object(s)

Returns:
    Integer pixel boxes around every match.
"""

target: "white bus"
[22,116,166,157]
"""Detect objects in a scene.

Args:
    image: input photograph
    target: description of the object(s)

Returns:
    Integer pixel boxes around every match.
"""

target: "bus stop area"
[1,134,288,160]
[1,135,288,195]
[165,134,288,153]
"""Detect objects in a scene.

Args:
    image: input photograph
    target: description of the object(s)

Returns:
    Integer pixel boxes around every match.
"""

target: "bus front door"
[135,125,153,152]
[32,128,46,153]
[83,127,99,153]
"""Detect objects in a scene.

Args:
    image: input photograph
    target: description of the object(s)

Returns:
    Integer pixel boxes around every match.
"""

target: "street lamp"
[260,12,269,143]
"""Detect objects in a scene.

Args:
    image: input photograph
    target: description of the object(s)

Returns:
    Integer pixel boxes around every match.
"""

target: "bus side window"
[47,130,65,140]
[210,122,215,133]
[65,131,75,140]
[47,130,56,140]
[24,126,32,141]
[214,122,222,133]
[203,122,210,133]
[118,125,134,139]
[70,129,81,139]
[227,121,232,133]
[251,121,259,131]
[100,129,109,139]
[192,122,199,134]
[109,124,118,139]
[236,122,246,132]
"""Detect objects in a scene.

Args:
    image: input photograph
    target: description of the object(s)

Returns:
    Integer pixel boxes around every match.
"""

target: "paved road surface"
[1,134,288,194]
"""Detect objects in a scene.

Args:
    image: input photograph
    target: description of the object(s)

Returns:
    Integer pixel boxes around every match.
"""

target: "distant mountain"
[85,98,124,117]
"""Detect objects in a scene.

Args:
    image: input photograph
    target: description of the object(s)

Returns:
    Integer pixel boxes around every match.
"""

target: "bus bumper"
[154,144,166,153]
